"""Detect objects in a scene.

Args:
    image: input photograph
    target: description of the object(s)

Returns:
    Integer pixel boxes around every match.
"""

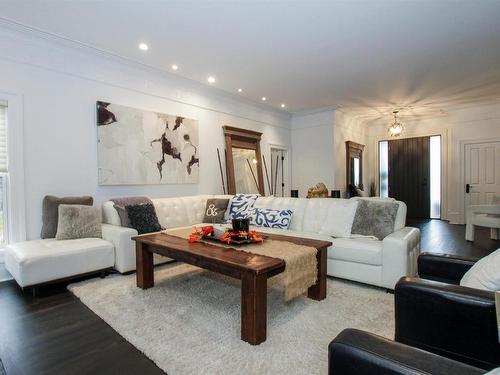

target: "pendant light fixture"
[388,110,404,137]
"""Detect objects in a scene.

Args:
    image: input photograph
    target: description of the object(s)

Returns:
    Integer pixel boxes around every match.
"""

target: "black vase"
[232,218,250,232]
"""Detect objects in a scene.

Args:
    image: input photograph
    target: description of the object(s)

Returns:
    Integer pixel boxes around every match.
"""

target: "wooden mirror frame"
[223,126,265,195]
[346,140,365,192]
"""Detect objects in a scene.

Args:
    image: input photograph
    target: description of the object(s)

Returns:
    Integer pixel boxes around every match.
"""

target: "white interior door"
[465,141,500,212]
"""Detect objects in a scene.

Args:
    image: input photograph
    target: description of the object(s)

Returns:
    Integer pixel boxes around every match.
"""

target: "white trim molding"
[0,90,26,243]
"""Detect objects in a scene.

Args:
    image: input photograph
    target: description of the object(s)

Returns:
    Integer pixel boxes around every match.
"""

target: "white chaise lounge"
[4,237,115,290]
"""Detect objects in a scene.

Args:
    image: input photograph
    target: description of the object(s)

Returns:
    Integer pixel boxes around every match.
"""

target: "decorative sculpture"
[306,182,329,198]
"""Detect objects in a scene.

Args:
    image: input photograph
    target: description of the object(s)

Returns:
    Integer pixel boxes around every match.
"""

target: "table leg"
[136,242,154,289]
[241,271,267,345]
[308,247,327,300]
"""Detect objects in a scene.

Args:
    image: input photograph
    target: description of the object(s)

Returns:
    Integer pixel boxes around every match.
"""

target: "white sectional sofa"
[102,195,420,289]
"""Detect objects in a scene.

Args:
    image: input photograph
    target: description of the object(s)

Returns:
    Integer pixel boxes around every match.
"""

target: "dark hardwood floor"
[407,219,499,258]
[0,219,498,374]
[0,278,165,375]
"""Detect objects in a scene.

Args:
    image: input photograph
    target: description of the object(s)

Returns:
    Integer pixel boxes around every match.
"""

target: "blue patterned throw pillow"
[249,208,293,229]
[227,194,259,220]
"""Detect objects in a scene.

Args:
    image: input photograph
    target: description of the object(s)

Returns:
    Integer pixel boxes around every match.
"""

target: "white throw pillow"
[460,248,500,291]
[319,200,358,238]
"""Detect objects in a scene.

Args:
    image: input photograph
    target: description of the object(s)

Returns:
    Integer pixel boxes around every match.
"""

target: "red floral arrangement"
[188,225,263,244]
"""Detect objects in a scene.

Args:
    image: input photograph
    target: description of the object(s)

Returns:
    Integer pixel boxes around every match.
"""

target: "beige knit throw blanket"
[165,227,318,301]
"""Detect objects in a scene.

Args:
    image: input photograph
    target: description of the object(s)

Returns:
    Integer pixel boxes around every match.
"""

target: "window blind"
[0,105,7,173]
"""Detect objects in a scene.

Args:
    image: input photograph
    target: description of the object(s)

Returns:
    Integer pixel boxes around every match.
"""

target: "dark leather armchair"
[328,328,486,375]
[395,253,499,370]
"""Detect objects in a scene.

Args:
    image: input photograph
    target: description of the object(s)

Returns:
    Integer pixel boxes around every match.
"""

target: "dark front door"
[388,136,430,218]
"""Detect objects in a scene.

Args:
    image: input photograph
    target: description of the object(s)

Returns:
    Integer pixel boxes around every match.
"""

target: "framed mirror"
[223,126,265,195]
[346,141,365,193]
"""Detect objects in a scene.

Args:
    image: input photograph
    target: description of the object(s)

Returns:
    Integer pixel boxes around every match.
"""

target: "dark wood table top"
[133,232,332,276]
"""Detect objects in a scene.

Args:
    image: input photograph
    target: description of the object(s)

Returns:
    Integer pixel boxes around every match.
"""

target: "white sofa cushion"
[319,199,358,238]
[249,226,381,265]
[152,195,211,229]
[302,198,332,233]
[4,238,114,287]
[460,248,500,291]
[329,237,382,266]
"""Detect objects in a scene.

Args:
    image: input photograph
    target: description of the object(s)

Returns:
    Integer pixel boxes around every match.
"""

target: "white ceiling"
[1,0,500,113]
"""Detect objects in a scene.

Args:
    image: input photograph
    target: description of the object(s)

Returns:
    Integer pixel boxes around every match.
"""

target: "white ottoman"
[4,238,115,288]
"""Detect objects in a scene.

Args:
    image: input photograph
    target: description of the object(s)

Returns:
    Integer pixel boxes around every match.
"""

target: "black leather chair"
[395,253,499,370]
[329,328,486,375]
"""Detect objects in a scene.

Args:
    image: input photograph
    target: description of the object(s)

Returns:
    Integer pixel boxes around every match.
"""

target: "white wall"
[333,110,368,197]
[364,101,500,223]
[290,110,335,196]
[0,26,291,240]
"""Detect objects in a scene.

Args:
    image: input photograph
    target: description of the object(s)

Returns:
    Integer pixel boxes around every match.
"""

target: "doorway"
[464,141,500,217]
[268,147,288,197]
[379,135,441,219]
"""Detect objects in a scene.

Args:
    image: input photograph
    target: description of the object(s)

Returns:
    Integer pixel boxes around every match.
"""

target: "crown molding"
[0,17,292,120]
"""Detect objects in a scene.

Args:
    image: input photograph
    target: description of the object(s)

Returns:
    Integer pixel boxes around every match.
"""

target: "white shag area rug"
[68,263,394,375]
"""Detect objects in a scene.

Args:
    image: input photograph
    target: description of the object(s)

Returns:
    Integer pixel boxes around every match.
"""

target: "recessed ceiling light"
[261,97,267,101]
[207,76,216,84]
[171,64,178,71]
[238,88,243,93]
[138,43,149,51]
[281,103,286,108]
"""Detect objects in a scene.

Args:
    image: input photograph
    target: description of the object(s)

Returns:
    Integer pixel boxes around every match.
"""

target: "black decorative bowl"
[232,218,250,232]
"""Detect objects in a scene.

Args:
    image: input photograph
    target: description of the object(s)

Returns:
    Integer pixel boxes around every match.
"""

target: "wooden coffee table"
[133,232,331,345]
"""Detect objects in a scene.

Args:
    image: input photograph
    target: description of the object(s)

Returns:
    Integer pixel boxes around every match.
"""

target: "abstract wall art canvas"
[96,101,199,185]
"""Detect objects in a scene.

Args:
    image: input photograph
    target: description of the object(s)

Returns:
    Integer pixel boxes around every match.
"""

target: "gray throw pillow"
[126,203,162,234]
[56,204,102,240]
[203,198,230,223]
[351,199,399,240]
[110,196,152,227]
[41,195,93,239]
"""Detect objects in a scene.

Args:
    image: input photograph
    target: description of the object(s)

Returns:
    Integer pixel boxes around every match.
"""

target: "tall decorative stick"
[225,149,229,194]
[246,159,260,192]
[262,155,272,196]
[217,148,226,194]
[274,155,279,196]
[280,152,285,197]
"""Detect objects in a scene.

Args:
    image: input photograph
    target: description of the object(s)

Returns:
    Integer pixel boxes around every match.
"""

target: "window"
[0,103,8,247]
[379,141,389,198]
[430,135,441,219]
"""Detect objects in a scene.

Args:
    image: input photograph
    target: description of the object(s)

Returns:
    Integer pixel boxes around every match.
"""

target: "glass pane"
[379,141,389,198]
[430,136,441,219]
[353,158,360,186]
[0,175,4,245]
[232,148,259,194]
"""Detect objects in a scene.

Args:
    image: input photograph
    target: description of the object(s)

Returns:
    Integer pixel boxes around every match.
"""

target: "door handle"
[466,184,470,193]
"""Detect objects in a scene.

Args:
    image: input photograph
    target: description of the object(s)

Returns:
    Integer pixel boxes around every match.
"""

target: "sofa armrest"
[101,223,138,273]
[395,277,499,370]
[329,328,485,375]
[418,253,478,284]
[381,227,421,289]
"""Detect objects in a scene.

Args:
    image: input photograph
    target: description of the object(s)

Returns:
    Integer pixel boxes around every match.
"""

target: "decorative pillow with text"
[203,198,230,223]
